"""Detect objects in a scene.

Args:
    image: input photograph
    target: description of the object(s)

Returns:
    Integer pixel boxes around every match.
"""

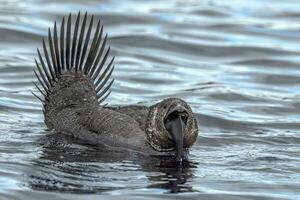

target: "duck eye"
[163,105,167,109]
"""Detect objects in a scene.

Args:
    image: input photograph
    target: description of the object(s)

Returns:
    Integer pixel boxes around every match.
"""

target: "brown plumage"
[32,12,198,163]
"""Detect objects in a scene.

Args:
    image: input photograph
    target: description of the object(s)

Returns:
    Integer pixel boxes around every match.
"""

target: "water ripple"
[0,0,300,200]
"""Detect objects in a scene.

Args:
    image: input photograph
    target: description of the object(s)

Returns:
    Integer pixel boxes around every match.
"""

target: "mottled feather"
[33,12,114,105]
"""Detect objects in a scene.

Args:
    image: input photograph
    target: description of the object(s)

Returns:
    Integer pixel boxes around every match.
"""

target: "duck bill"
[169,116,185,162]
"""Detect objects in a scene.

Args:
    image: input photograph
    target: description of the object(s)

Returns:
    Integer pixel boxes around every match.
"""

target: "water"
[0,0,300,199]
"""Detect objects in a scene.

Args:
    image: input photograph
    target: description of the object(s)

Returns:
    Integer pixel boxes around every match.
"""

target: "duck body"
[33,12,198,162]
[44,71,153,154]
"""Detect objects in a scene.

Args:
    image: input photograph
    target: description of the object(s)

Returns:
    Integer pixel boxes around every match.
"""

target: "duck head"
[145,98,198,162]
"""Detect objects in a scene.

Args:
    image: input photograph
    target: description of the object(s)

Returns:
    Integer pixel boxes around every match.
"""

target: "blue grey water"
[0,0,300,199]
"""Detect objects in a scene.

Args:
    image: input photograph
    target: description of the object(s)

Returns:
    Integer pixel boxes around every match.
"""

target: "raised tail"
[32,11,114,105]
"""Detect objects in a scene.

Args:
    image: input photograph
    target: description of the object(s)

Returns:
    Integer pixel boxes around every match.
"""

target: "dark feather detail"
[31,90,43,102]
[95,57,114,92]
[33,12,115,104]
[92,45,110,81]
[66,13,71,70]
[97,79,114,103]
[33,69,48,92]
[71,12,80,69]
[99,90,111,104]
[32,81,46,98]
[83,20,101,74]
[79,15,94,71]
[42,39,56,81]
[60,17,65,71]
[87,25,103,74]
[37,49,52,87]
[47,28,58,75]
[89,34,108,79]
[53,21,61,74]
[75,12,87,71]
[34,58,50,89]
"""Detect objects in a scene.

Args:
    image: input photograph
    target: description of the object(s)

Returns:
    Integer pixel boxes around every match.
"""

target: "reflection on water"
[28,134,196,194]
[0,0,300,199]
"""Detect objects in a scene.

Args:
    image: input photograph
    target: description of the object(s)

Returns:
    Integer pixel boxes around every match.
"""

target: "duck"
[32,11,198,163]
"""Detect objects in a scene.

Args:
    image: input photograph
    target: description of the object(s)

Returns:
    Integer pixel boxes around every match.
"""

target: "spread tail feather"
[33,11,114,105]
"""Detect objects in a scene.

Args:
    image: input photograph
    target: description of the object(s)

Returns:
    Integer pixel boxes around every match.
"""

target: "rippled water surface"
[1,0,300,199]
